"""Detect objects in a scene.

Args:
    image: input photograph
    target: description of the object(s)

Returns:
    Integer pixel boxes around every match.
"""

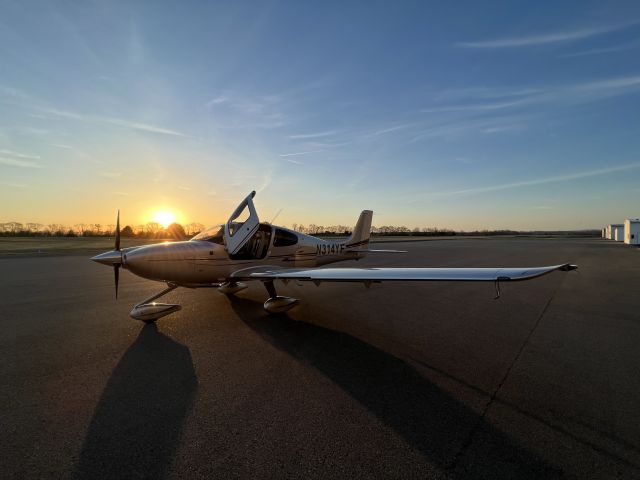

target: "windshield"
[191,224,224,244]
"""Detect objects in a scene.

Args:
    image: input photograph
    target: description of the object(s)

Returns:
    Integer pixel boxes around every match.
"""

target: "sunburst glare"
[152,210,176,228]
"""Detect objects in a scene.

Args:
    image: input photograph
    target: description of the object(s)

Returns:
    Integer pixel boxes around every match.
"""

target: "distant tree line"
[1,221,600,238]
[0,222,205,240]
[289,225,599,237]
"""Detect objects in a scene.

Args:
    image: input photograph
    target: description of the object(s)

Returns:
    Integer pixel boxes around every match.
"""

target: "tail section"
[345,210,373,249]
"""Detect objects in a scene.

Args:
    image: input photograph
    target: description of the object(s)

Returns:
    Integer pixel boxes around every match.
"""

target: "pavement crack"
[447,292,556,471]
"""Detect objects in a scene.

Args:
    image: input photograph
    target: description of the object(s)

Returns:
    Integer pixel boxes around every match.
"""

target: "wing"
[232,264,577,283]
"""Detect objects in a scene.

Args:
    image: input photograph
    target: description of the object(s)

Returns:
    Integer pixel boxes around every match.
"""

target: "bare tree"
[26,223,41,232]
[3,222,23,233]
[145,222,162,235]
[184,222,205,235]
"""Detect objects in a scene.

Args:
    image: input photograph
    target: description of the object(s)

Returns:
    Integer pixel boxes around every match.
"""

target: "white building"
[624,219,640,245]
[611,224,624,241]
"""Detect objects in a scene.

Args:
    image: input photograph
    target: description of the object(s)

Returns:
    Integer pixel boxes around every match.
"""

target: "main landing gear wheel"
[263,280,298,314]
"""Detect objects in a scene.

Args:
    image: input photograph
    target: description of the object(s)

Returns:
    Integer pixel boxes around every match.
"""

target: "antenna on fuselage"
[268,208,283,225]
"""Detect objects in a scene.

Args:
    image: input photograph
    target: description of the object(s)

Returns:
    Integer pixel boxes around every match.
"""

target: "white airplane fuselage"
[121,225,365,286]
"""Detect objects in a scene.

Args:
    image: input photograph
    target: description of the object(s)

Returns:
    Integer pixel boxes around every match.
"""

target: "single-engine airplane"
[92,191,577,323]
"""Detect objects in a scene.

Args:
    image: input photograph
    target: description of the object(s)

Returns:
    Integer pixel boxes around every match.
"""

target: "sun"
[152,210,176,228]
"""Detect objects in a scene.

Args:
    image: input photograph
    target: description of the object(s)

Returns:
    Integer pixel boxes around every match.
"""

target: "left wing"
[233,264,577,283]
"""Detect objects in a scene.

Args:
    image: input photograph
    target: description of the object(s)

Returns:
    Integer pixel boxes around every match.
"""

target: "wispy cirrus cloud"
[0,149,40,160]
[409,162,640,201]
[257,170,272,194]
[103,118,187,137]
[559,39,640,58]
[288,130,339,140]
[433,87,543,101]
[0,84,34,101]
[205,79,335,131]
[205,91,287,129]
[410,114,528,142]
[283,158,304,165]
[421,98,531,113]
[0,149,42,168]
[42,107,188,137]
[279,150,322,157]
[423,75,640,117]
[361,123,414,139]
[0,157,42,168]
[0,84,189,138]
[205,95,227,108]
[457,20,639,48]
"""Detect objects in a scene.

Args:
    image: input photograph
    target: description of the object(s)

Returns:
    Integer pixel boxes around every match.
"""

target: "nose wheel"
[263,280,298,314]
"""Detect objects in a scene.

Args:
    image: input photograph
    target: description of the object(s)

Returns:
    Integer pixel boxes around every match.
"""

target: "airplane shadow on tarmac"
[229,297,561,479]
[74,324,197,480]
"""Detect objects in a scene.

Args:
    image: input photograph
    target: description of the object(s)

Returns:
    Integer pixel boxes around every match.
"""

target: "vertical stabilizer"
[345,210,373,248]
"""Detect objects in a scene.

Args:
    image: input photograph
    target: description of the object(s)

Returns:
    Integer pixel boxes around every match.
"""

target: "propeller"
[114,210,121,299]
[90,209,124,298]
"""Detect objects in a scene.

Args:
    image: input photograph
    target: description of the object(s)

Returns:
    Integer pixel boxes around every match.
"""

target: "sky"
[1,0,639,231]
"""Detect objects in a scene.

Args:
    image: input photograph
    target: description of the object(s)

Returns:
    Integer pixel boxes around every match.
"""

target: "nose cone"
[123,241,200,283]
[91,250,122,266]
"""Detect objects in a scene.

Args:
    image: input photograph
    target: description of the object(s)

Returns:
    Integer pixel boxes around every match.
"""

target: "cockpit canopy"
[191,223,298,257]
[191,224,224,244]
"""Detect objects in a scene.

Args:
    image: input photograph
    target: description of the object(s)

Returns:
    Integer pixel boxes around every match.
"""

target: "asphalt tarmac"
[1,238,639,479]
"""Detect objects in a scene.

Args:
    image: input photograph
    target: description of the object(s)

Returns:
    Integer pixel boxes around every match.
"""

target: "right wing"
[232,264,577,283]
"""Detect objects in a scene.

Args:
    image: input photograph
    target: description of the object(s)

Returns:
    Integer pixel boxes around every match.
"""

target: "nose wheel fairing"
[130,303,182,323]
[129,284,181,323]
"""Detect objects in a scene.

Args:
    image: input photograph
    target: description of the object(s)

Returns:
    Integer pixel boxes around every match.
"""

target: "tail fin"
[345,210,372,249]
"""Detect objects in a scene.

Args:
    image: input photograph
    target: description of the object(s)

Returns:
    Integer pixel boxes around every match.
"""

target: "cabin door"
[224,191,260,255]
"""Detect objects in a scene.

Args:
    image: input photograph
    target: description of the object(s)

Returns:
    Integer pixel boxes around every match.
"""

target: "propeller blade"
[114,264,120,299]
[115,209,121,251]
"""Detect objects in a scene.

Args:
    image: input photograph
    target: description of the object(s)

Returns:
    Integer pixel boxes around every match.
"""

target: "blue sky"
[1,0,639,230]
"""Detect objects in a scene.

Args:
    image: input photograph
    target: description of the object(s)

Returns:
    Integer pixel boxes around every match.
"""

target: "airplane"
[91,191,577,323]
